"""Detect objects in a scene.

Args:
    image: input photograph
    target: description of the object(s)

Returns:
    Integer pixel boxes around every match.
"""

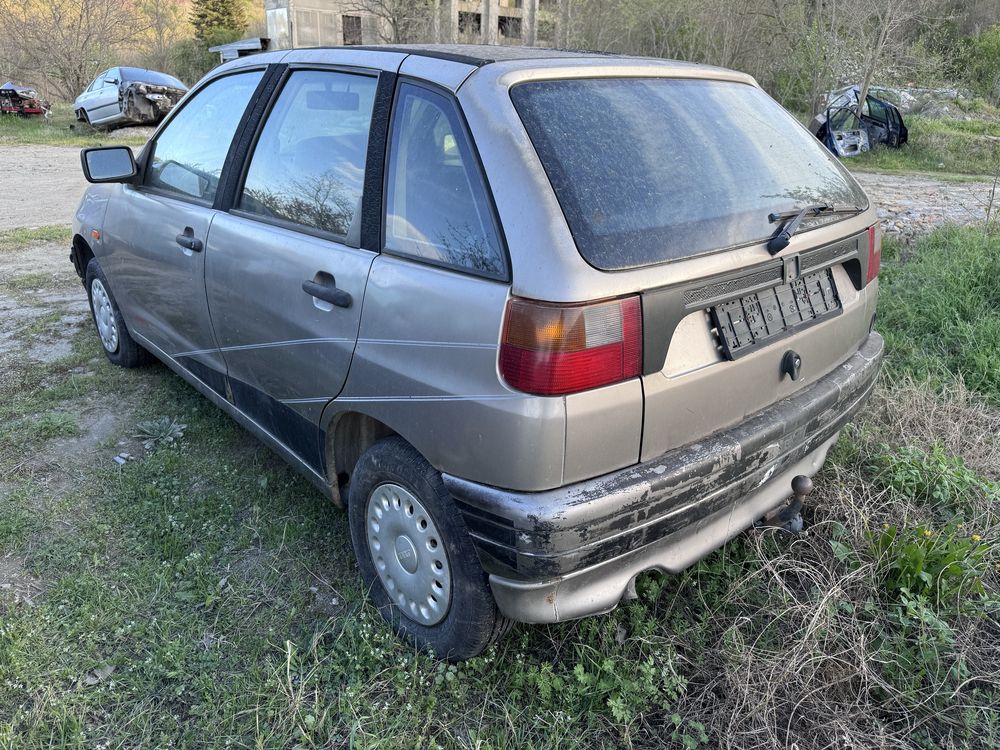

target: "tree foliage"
[959,25,1000,99]
[189,0,247,42]
[1,0,996,106]
[137,0,188,74]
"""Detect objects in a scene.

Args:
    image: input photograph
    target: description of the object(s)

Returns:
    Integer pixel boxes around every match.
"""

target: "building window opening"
[498,15,522,39]
[342,15,362,45]
[458,11,482,36]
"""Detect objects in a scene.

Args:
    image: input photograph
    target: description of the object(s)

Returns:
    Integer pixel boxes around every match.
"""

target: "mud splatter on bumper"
[444,332,884,622]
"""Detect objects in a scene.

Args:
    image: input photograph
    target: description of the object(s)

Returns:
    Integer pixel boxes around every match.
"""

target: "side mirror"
[81,146,137,184]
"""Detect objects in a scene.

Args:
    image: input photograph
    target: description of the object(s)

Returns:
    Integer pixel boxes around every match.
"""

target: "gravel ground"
[0,145,88,230]
[852,171,996,241]
[0,144,994,238]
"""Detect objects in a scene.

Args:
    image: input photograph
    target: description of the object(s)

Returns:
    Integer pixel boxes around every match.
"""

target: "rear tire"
[85,260,148,368]
[347,436,510,660]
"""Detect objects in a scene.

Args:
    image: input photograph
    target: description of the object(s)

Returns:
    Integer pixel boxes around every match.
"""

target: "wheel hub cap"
[90,279,119,353]
[394,535,419,574]
[366,483,451,626]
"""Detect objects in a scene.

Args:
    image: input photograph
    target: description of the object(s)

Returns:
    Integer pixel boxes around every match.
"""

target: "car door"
[101,68,267,394]
[75,75,100,114]
[861,95,890,146]
[204,67,381,466]
[77,72,107,120]
[87,68,123,124]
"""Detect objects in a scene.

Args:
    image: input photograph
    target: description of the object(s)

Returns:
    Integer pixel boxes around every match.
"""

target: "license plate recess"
[710,269,841,360]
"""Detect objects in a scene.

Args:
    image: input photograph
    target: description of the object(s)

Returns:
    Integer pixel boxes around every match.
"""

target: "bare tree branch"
[0,0,146,99]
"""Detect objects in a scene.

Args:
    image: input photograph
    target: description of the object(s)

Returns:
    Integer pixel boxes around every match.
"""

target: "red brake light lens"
[499,296,642,396]
[866,224,881,284]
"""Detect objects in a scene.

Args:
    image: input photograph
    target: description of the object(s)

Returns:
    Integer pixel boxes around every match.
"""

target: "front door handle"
[302,278,352,308]
[175,227,203,252]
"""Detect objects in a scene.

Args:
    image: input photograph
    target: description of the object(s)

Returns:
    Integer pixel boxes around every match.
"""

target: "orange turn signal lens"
[500,296,642,396]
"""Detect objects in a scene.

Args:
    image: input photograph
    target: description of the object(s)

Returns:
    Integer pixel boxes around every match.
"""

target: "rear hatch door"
[510,75,877,460]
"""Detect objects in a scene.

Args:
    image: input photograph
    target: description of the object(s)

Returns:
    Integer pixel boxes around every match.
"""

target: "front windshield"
[511,77,868,270]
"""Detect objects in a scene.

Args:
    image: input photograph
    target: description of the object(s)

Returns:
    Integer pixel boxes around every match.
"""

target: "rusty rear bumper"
[443,332,884,623]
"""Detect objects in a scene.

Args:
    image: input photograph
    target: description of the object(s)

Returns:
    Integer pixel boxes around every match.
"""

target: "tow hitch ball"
[758,474,813,534]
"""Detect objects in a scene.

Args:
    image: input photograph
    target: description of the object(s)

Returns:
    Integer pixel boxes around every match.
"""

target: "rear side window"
[384,82,505,277]
[145,70,264,203]
[867,96,889,125]
[511,78,869,270]
[238,70,376,240]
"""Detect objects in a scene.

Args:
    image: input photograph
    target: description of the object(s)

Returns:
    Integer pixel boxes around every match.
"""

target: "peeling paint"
[447,333,884,582]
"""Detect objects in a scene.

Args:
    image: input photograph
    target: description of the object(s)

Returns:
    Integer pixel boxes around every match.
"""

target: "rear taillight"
[866,225,881,284]
[499,296,642,396]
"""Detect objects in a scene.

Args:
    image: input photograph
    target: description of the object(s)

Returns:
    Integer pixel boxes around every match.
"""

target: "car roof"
[345,44,626,66]
[212,44,752,91]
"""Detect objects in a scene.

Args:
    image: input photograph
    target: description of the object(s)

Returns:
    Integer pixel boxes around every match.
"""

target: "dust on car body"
[70,45,884,659]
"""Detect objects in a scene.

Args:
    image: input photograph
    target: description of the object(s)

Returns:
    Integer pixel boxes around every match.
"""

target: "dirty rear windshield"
[510,78,868,270]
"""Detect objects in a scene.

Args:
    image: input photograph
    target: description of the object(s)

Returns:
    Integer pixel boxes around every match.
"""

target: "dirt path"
[0,145,88,230]
[851,171,994,241]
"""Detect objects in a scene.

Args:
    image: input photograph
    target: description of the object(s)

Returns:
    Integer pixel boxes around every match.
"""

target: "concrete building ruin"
[264,0,562,50]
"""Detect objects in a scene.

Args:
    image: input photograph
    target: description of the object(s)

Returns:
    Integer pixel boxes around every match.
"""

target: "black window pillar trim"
[361,71,397,253]
[213,63,288,213]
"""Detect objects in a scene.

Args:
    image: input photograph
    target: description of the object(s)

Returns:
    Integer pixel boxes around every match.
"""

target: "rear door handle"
[175,228,203,252]
[302,278,352,308]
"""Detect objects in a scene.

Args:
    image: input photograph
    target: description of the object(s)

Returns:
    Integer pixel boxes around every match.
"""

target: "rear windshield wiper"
[766,204,863,255]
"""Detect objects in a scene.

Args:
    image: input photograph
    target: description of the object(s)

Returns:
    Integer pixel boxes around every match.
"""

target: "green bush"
[877,227,1000,403]
[869,522,991,610]
[171,28,242,86]
[869,443,998,515]
[959,26,1000,102]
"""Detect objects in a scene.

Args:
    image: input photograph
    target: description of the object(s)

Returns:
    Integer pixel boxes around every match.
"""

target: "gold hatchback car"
[73,45,883,658]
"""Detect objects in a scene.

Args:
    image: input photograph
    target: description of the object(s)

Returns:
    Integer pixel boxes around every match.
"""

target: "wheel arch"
[322,409,399,508]
[71,234,95,281]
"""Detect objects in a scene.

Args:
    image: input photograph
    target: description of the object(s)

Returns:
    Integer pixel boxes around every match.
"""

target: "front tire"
[85,260,148,368]
[348,437,510,660]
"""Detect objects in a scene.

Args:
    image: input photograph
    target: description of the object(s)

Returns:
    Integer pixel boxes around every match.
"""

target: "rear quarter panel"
[324,254,568,491]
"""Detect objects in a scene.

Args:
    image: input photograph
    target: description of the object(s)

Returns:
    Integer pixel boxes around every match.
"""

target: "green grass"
[0,228,997,748]
[849,115,1000,177]
[30,412,80,440]
[878,227,1000,403]
[0,104,148,148]
[0,226,72,253]
[6,273,52,292]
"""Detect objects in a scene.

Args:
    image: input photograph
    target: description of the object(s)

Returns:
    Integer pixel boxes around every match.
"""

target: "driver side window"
[145,70,264,203]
